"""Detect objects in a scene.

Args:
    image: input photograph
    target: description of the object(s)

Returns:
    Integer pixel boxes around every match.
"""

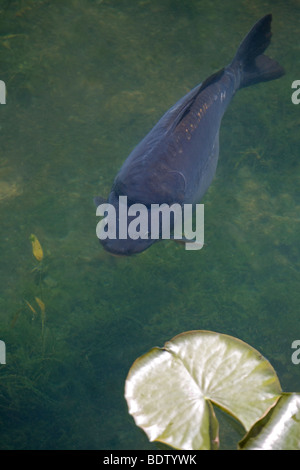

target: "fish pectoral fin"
[169,234,204,244]
[93,196,107,207]
[169,235,206,248]
[166,170,186,198]
[169,236,186,246]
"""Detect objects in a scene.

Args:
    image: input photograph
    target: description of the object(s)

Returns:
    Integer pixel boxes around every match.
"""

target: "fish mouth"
[99,236,157,256]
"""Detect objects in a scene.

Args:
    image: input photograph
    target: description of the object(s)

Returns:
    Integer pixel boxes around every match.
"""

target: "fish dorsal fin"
[169,85,202,130]
[173,67,225,129]
[198,67,225,93]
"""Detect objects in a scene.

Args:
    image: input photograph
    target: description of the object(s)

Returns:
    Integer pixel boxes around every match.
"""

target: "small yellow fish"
[30,234,43,261]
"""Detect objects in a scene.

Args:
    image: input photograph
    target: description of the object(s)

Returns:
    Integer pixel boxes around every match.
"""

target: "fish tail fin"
[232,14,284,89]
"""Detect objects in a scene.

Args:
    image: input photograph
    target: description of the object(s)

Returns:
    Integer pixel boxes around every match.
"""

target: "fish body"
[95,14,284,255]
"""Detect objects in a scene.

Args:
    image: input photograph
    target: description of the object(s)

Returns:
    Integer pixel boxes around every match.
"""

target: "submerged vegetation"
[0,0,299,450]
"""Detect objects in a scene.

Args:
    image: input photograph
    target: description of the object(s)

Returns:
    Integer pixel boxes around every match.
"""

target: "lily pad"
[125,330,281,450]
[239,393,300,450]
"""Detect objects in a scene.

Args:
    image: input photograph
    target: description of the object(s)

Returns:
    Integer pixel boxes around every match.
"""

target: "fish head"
[95,191,157,256]
[99,233,157,256]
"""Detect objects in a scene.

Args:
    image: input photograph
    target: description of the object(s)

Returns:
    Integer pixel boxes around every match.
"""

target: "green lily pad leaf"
[239,393,300,450]
[125,330,281,450]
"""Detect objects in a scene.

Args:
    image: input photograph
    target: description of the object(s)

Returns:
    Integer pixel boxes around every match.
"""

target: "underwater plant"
[125,330,300,450]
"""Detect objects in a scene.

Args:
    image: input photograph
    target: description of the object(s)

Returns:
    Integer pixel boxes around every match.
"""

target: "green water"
[0,0,299,450]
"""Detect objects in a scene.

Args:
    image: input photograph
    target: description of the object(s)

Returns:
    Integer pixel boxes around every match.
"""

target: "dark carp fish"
[95,14,284,256]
